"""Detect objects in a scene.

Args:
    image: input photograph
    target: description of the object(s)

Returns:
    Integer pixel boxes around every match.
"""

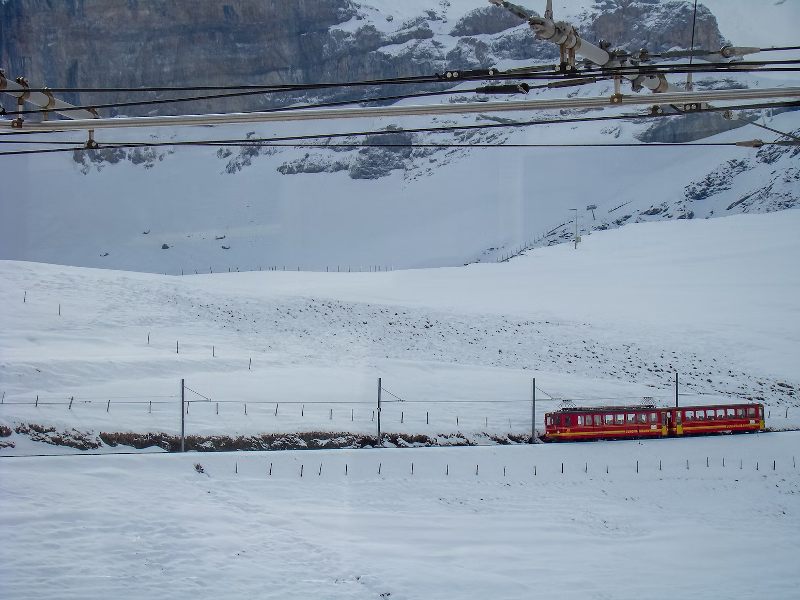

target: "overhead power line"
[1,140,794,158]
[4,86,799,133]
[8,56,800,96]
[1,99,797,156]
[7,61,800,118]
[6,78,601,117]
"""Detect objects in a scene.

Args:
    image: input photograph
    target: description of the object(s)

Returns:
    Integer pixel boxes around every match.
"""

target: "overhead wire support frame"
[0,69,99,146]
[3,86,799,133]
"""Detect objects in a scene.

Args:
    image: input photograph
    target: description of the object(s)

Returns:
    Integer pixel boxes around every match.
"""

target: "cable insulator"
[475,83,530,94]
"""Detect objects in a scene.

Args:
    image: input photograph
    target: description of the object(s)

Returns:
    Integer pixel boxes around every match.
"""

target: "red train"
[543,403,765,442]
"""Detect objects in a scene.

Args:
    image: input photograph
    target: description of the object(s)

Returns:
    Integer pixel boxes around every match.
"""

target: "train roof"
[547,402,762,414]
[550,405,657,413]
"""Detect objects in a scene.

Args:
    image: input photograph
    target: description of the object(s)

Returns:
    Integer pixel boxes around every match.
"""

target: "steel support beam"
[2,86,797,133]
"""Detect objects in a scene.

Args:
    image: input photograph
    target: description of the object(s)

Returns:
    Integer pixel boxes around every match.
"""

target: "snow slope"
[1,211,798,450]
[1,433,799,599]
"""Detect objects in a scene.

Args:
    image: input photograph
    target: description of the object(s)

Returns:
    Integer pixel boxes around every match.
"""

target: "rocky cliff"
[2,0,725,116]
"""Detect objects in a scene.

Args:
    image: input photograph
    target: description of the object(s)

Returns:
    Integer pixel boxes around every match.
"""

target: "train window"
[748,407,756,417]
[615,414,624,425]
[546,416,553,426]
[695,411,704,420]
[604,414,613,424]
[736,408,745,417]
[577,416,584,426]
[716,409,725,418]
[685,410,694,420]
[650,413,658,423]
[726,408,735,417]
[594,415,601,426]
[638,413,647,424]
[706,409,715,419]
[626,413,635,423]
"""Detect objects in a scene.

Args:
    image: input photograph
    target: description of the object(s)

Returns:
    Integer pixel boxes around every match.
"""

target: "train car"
[543,403,764,442]
[663,404,765,437]
[543,405,666,442]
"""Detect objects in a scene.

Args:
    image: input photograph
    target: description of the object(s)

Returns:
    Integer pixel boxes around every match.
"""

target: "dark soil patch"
[99,430,531,452]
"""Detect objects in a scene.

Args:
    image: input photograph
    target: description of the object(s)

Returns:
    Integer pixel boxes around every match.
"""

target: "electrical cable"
[380,387,407,403]
[2,98,797,155]
[758,45,800,53]
[7,77,601,117]
[10,57,800,95]
[183,386,212,401]
[4,139,797,157]
[750,121,800,142]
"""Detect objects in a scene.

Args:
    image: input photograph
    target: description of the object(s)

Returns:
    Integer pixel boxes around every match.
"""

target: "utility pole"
[377,377,382,447]
[180,378,185,452]
[531,377,536,444]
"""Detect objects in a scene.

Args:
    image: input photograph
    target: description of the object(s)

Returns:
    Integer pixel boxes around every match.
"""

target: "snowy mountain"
[1,0,798,276]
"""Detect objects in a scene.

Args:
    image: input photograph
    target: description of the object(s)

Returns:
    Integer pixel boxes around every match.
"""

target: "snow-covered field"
[2,3,799,597]
[1,210,798,452]
[2,432,798,599]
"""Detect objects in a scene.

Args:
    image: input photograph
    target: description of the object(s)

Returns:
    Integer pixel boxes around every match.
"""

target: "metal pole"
[180,378,185,452]
[377,377,382,447]
[531,377,536,444]
[675,372,680,407]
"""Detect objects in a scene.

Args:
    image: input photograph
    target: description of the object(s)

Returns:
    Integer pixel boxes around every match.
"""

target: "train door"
[664,410,681,437]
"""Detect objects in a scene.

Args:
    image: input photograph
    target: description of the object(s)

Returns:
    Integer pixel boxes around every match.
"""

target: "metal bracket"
[610,76,623,103]
[14,76,31,102]
[41,87,56,121]
[437,68,498,81]
[85,129,99,149]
